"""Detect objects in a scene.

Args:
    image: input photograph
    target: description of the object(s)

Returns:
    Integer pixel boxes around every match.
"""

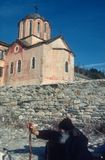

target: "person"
[93,144,105,160]
[28,117,93,160]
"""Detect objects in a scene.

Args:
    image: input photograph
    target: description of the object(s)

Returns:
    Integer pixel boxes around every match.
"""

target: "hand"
[28,123,39,135]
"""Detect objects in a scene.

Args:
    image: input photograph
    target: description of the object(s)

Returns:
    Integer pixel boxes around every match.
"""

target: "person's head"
[58,117,74,131]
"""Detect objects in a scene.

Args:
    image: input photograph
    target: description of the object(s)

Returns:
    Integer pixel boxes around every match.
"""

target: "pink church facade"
[0,13,74,86]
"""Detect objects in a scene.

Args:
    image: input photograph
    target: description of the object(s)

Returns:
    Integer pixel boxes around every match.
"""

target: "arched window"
[17,60,21,72]
[30,20,33,35]
[23,21,25,37]
[0,67,3,77]
[0,50,3,60]
[65,61,68,72]
[10,62,14,74]
[31,57,36,69]
[44,23,47,32]
[37,22,40,33]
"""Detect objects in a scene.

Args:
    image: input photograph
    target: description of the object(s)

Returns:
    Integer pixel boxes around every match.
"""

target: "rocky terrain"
[0,79,105,160]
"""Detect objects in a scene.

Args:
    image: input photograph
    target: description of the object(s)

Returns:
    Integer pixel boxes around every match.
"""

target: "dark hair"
[58,118,74,131]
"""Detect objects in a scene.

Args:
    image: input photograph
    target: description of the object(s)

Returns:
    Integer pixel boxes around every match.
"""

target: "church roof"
[0,41,9,47]
[22,13,48,22]
[25,13,44,19]
[16,35,74,56]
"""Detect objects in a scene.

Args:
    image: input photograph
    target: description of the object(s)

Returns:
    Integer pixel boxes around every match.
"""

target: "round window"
[14,45,19,53]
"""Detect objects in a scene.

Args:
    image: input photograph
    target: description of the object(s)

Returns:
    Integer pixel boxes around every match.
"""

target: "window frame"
[65,61,69,72]
[0,50,3,60]
[31,57,36,69]
[29,20,33,35]
[10,62,14,74]
[44,23,47,33]
[17,60,22,73]
[37,22,40,33]
[0,67,3,77]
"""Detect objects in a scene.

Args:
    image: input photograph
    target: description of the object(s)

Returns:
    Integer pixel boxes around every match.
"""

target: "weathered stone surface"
[0,79,105,159]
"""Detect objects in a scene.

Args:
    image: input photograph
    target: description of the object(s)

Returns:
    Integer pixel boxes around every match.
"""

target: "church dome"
[18,13,51,40]
[24,13,45,20]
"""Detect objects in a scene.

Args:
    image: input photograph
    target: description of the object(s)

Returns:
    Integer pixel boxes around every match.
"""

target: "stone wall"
[0,79,105,129]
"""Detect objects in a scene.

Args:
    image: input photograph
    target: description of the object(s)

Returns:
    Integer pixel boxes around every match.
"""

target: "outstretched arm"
[37,130,61,142]
[28,123,61,142]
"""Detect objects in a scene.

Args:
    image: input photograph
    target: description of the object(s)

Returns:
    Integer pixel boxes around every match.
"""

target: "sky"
[0,0,105,70]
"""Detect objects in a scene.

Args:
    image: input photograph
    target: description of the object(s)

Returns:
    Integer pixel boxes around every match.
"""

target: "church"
[0,12,74,86]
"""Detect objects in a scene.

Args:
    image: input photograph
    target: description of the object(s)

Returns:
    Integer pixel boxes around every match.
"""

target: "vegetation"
[75,66,105,79]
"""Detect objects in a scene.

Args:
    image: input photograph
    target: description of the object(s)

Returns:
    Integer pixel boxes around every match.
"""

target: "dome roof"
[24,13,45,21]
